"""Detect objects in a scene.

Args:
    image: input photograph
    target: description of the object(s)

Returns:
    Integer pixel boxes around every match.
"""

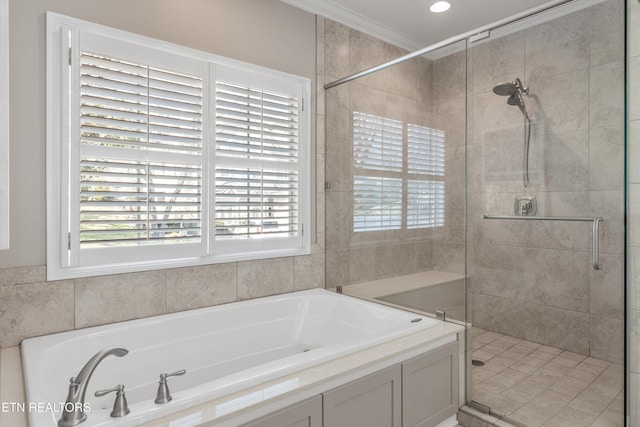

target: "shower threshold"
[470,328,623,427]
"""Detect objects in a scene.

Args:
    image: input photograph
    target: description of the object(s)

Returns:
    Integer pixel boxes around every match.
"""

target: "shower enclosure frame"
[323,0,629,424]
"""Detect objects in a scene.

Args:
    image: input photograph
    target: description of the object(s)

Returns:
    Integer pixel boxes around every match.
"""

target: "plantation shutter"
[407,124,445,228]
[213,67,303,252]
[75,32,206,264]
[352,112,403,232]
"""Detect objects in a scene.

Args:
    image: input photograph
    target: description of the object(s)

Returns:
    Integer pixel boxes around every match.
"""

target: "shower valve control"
[514,195,536,216]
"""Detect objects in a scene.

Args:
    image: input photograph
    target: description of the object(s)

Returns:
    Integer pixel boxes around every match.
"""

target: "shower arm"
[481,215,604,270]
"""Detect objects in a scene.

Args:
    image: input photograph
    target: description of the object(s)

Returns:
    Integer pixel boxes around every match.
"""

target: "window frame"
[46,12,311,280]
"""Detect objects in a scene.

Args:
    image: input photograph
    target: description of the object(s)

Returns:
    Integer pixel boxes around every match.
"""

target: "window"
[352,112,444,233]
[0,0,8,250]
[47,13,310,279]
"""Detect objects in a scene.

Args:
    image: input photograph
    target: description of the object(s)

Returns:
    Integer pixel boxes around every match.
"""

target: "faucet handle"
[95,384,130,417]
[155,369,186,404]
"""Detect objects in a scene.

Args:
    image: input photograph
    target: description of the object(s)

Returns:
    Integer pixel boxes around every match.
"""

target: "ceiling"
[281,0,568,51]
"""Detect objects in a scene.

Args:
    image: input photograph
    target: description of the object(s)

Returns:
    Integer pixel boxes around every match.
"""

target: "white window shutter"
[213,76,303,251]
[78,51,204,249]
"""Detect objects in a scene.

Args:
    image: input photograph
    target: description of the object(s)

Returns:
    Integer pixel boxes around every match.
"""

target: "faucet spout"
[58,347,129,427]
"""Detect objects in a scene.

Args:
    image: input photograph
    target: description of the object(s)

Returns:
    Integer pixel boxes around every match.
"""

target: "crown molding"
[280,0,424,51]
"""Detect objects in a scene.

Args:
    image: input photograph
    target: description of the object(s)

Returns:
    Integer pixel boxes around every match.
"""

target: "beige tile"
[75,271,166,329]
[0,265,46,287]
[0,280,74,347]
[237,257,294,300]
[484,391,525,416]
[589,125,624,191]
[324,191,352,250]
[432,48,466,104]
[631,310,640,374]
[629,185,640,247]
[324,19,349,80]
[590,62,624,131]
[293,253,325,290]
[166,263,237,313]
[589,190,624,255]
[544,404,597,427]
[524,9,589,81]
[524,303,589,355]
[589,316,623,364]
[325,83,350,139]
[629,120,640,184]
[525,248,589,312]
[474,294,525,339]
[589,0,625,66]
[471,32,524,96]
[325,248,349,287]
[529,129,590,192]
[589,253,623,319]
[511,389,572,426]
[630,373,640,426]
[528,69,590,136]
[548,374,591,398]
[630,0,640,58]
[468,244,529,300]
[630,56,640,121]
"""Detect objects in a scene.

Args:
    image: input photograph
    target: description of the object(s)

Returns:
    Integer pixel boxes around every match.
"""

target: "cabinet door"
[323,364,401,427]
[402,341,459,427]
[242,396,322,427]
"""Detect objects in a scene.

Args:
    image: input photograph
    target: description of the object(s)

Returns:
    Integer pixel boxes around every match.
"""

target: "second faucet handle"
[95,384,130,418]
[155,370,186,404]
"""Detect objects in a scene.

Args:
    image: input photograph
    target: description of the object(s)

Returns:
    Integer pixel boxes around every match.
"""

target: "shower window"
[352,112,445,232]
[46,13,310,280]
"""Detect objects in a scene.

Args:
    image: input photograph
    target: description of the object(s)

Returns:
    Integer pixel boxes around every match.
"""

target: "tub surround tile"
[0,280,74,347]
[432,50,466,104]
[294,253,325,291]
[629,120,640,184]
[0,265,45,287]
[237,257,294,300]
[166,264,237,313]
[75,270,167,329]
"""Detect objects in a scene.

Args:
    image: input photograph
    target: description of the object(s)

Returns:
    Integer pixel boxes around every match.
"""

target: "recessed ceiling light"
[429,1,451,13]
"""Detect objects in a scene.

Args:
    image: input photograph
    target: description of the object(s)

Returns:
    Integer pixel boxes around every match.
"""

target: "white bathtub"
[21,289,440,427]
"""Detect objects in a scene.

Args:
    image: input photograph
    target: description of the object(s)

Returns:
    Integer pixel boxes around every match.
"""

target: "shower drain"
[471,359,485,366]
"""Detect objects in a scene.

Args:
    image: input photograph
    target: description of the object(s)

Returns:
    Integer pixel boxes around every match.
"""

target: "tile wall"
[323,18,467,288]
[627,0,640,423]
[459,0,626,362]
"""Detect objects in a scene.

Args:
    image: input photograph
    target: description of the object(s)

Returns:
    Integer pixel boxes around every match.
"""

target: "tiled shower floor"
[470,328,623,427]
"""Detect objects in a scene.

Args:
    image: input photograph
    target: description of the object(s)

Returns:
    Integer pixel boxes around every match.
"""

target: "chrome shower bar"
[323,0,574,90]
[481,215,604,270]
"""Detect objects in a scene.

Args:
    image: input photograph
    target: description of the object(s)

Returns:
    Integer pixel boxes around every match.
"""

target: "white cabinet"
[242,396,322,427]
[243,340,459,427]
[323,365,402,427]
[402,341,459,427]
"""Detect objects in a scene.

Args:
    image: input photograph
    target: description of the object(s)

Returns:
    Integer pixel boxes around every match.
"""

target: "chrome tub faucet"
[57,347,129,427]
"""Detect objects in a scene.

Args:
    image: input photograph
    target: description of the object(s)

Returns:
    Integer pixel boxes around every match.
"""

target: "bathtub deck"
[470,328,623,427]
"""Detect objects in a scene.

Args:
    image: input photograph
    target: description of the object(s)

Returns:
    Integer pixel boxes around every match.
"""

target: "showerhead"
[493,78,529,97]
[507,93,522,106]
[493,82,518,96]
